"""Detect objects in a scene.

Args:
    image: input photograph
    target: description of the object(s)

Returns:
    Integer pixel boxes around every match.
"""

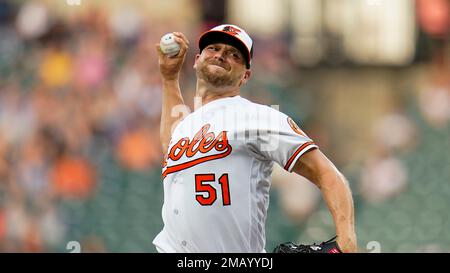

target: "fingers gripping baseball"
[156,32,189,81]
[174,32,189,56]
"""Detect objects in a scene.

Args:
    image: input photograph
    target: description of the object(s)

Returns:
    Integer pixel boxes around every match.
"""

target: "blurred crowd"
[0,1,177,251]
[0,0,449,252]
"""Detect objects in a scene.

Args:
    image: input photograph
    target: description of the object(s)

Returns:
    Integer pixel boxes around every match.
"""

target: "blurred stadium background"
[0,0,448,253]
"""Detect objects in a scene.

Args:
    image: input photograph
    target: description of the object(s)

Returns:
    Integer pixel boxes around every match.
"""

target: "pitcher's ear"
[239,70,252,86]
[193,54,200,68]
[243,70,252,82]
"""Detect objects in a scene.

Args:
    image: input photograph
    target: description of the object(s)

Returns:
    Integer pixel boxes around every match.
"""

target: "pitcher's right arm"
[156,32,190,153]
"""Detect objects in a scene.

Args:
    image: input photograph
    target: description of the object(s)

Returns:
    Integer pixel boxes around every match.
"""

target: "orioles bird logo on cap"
[222,26,241,36]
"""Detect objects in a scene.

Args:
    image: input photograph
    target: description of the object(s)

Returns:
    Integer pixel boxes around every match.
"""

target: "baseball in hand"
[160,33,181,57]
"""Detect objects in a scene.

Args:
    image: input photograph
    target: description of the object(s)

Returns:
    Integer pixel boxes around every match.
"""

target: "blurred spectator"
[4,197,29,251]
[14,132,51,200]
[0,85,36,145]
[416,0,450,39]
[38,201,66,250]
[372,112,419,152]
[0,134,9,183]
[15,1,48,39]
[38,47,73,89]
[50,153,96,200]
[109,6,142,41]
[72,34,109,90]
[22,217,44,252]
[80,235,107,253]
[0,209,6,246]
[0,1,15,24]
[418,82,450,128]
[0,23,22,71]
[359,143,408,204]
[116,125,159,171]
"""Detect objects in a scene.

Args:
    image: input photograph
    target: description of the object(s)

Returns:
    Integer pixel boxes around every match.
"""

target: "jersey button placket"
[172,173,178,184]
[173,177,183,185]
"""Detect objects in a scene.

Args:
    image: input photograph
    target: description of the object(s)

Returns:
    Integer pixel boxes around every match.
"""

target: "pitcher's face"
[194,43,250,88]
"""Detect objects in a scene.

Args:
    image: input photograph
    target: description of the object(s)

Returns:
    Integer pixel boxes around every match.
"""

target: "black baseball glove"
[273,236,342,253]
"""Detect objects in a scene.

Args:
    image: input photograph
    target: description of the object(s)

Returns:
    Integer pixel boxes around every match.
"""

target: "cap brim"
[199,31,252,69]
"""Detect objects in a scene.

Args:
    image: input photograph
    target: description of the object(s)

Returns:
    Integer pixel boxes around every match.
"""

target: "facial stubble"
[197,62,243,88]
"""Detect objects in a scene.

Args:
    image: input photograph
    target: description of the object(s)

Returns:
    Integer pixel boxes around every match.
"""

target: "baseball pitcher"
[152,24,357,253]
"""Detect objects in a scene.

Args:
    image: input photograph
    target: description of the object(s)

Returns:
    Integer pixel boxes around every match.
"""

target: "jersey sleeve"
[246,107,318,172]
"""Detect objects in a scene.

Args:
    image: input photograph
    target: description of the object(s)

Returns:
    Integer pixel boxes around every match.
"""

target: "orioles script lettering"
[162,124,232,177]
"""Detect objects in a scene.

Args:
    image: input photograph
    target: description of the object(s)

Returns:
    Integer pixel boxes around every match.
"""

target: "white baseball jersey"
[153,95,318,253]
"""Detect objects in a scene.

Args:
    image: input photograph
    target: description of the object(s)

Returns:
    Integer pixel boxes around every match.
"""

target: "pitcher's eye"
[207,45,220,51]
